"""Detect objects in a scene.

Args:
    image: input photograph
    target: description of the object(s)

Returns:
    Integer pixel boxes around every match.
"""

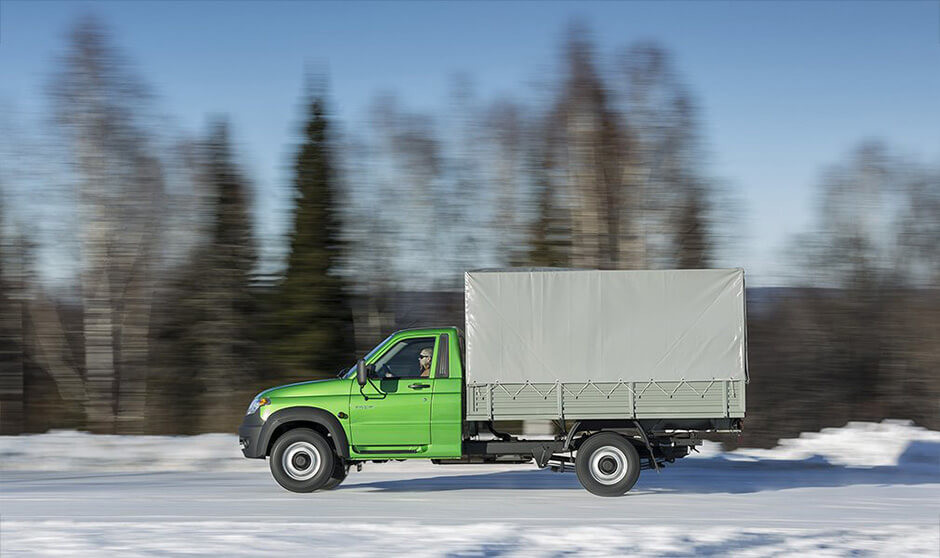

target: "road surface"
[2,457,938,556]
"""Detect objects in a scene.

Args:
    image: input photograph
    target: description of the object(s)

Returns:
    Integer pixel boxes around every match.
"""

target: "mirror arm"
[359,363,387,401]
[360,376,387,401]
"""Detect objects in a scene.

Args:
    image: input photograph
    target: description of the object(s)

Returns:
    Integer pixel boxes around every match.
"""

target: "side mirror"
[356,359,367,386]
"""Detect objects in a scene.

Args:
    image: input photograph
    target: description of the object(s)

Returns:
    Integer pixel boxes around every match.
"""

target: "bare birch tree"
[550,28,627,269]
[51,18,164,433]
[616,43,713,269]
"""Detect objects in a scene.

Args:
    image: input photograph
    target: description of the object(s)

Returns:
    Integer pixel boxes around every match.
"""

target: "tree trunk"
[0,299,25,434]
[83,266,116,433]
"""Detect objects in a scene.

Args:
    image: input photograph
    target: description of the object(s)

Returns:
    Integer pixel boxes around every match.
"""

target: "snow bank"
[0,430,254,472]
[1,420,937,472]
[690,419,940,469]
[3,521,936,557]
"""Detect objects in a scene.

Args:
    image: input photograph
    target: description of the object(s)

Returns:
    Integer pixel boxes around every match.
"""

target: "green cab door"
[349,335,439,451]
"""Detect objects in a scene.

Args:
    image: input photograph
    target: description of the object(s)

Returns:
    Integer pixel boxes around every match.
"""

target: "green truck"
[239,269,748,496]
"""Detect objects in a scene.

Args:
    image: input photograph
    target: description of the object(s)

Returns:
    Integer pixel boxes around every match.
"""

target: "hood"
[262,377,350,399]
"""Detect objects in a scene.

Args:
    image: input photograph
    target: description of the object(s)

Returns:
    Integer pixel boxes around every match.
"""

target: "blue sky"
[2,0,938,285]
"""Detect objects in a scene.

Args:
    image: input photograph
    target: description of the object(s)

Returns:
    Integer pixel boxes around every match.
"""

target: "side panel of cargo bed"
[466,379,745,422]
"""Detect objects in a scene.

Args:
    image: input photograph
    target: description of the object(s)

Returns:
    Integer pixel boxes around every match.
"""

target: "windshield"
[341,333,395,379]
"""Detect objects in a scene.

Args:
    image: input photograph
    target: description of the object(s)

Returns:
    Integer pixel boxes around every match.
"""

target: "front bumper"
[238,412,265,458]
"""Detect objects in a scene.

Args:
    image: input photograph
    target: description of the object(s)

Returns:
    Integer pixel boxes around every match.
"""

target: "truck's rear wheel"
[269,428,335,493]
[575,432,641,497]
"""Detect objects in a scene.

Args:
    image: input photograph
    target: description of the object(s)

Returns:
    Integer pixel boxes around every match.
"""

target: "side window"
[372,337,436,379]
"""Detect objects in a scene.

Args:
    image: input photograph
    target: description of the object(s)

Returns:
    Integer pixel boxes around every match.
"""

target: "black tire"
[269,428,336,493]
[322,462,348,490]
[575,432,641,497]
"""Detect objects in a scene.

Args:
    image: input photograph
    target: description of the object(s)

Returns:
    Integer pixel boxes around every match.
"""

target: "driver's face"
[418,351,432,367]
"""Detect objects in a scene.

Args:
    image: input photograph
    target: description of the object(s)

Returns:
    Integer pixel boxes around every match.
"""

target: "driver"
[418,348,433,378]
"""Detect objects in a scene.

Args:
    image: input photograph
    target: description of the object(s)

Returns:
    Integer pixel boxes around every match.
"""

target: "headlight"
[246,394,271,416]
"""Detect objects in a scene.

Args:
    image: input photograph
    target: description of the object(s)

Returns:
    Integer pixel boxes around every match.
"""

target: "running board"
[352,446,422,455]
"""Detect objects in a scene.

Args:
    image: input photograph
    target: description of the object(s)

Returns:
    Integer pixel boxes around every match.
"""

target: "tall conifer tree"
[193,119,258,431]
[525,149,570,268]
[273,93,354,379]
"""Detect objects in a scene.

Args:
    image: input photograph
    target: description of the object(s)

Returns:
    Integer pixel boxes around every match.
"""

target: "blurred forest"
[0,19,937,446]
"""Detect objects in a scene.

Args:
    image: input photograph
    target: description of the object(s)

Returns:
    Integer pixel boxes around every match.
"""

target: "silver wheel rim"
[282,441,321,481]
[589,446,628,485]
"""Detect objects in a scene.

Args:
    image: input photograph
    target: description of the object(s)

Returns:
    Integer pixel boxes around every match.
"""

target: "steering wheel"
[379,363,395,378]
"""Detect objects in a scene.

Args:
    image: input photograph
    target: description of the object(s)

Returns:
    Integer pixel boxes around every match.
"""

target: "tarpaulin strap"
[561,381,638,399]
[586,381,609,397]
[649,381,673,397]
[523,382,557,399]
[604,382,636,398]
[636,380,657,398]
[495,381,558,400]
[560,384,581,397]
[681,379,717,398]
[615,381,639,396]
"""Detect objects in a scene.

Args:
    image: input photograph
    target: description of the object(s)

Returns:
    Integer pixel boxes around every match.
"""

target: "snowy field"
[1,420,938,556]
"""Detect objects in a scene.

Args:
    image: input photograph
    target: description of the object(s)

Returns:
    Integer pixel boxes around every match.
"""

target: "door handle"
[408,383,431,389]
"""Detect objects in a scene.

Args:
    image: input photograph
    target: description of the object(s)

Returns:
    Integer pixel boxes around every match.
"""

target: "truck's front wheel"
[321,462,348,490]
[269,428,335,493]
[575,432,641,497]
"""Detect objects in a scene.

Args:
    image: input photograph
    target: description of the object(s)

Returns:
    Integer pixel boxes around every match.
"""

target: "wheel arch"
[568,426,643,450]
[260,407,350,459]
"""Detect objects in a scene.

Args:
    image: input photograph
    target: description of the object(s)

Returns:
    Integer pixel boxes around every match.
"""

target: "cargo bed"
[466,379,745,421]
[464,269,748,424]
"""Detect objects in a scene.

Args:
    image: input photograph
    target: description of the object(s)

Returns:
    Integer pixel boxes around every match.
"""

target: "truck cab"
[239,327,465,491]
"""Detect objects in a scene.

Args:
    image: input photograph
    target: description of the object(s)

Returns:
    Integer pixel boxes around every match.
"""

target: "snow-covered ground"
[2,521,934,557]
[1,420,938,556]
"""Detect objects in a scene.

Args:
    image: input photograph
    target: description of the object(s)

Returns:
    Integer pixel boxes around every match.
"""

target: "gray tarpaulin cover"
[465,268,747,384]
